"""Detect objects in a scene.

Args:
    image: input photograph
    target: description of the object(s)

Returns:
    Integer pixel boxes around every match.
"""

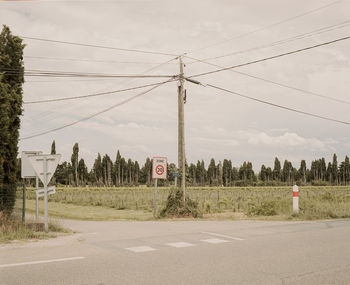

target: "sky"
[1,0,350,171]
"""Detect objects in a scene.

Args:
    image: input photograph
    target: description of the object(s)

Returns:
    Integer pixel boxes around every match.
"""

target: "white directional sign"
[21,151,42,178]
[152,157,167,179]
[36,186,56,198]
[28,154,61,184]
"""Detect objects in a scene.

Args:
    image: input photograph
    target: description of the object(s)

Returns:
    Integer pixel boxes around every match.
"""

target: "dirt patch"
[203,212,247,220]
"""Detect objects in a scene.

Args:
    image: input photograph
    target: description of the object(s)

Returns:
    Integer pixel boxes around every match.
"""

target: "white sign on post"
[152,157,167,180]
[27,154,61,232]
[27,154,61,184]
[21,151,42,178]
[152,157,167,218]
[36,186,56,198]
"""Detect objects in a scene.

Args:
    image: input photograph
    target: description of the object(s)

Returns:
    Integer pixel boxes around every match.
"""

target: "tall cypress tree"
[51,140,56,155]
[0,26,24,214]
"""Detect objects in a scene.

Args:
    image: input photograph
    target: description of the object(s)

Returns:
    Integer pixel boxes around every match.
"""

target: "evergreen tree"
[51,140,56,155]
[207,158,216,185]
[71,143,79,186]
[134,161,140,185]
[102,154,112,186]
[265,167,272,182]
[93,153,103,185]
[115,150,121,186]
[273,157,281,181]
[77,158,88,185]
[0,26,24,214]
[332,154,338,185]
[260,165,267,182]
[223,159,232,186]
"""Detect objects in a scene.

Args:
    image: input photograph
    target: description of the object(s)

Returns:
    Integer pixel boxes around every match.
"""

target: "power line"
[20,78,173,140]
[186,0,344,54]
[24,80,176,104]
[188,36,350,79]
[2,68,176,79]
[21,36,178,57]
[200,82,350,126]
[189,19,350,63]
[24,56,179,124]
[25,78,123,83]
[185,55,350,105]
[24,55,168,65]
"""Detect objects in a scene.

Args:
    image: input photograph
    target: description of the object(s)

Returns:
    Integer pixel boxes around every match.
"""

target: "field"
[22,186,350,221]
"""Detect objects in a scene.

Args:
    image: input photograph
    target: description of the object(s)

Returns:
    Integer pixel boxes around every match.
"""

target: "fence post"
[22,183,26,223]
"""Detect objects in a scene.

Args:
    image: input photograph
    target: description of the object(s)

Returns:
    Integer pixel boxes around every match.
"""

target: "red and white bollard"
[293,185,299,213]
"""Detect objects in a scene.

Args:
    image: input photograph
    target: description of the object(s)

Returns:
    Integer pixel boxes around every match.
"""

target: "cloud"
[247,131,333,150]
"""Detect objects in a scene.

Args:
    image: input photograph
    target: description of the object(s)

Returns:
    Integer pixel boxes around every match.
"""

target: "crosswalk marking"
[125,246,156,253]
[166,242,194,248]
[200,238,229,244]
[201,231,244,241]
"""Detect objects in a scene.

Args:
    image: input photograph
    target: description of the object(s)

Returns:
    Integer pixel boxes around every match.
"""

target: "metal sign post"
[173,173,179,187]
[35,176,39,219]
[27,154,61,232]
[153,179,158,218]
[152,157,167,218]
[43,156,49,232]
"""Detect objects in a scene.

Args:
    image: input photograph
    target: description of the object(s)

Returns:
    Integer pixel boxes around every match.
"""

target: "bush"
[160,189,202,218]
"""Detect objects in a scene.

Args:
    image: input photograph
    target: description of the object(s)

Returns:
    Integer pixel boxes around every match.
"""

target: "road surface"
[1,219,350,284]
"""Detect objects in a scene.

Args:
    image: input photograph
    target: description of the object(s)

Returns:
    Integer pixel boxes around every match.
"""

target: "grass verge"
[25,199,153,221]
[0,214,71,243]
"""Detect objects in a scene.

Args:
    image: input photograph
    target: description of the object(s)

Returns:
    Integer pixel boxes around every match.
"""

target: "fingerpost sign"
[152,157,167,218]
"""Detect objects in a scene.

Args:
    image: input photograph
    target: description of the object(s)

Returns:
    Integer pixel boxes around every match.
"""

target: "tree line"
[22,141,350,187]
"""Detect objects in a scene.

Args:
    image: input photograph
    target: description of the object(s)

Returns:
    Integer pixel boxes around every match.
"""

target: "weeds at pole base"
[160,188,202,218]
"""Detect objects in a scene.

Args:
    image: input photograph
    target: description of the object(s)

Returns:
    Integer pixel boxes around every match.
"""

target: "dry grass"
[0,212,71,243]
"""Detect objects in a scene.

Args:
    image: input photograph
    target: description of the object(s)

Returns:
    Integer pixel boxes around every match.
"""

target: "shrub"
[160,189,202,218]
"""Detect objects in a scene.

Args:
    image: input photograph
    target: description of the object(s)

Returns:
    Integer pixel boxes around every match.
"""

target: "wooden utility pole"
[178,57,186,201]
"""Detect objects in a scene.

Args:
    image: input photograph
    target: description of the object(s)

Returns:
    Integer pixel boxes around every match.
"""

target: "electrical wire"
[20,78,173,140]
[188,19,350,63]
[184,55,350,105]
[24,55,169,65]
[2,68,176,79]
[24,79,177,104]
[24,56,179,124]
[201,82,350,126]
[188,36,350,79]
[21,36,178,57]
[186,0,344,54]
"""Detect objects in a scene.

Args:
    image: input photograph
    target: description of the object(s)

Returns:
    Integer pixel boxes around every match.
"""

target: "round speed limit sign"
[155,165,164,175]
[152,157,167,179]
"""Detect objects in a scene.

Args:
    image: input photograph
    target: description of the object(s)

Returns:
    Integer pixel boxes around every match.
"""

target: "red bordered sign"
[152,157,167,179]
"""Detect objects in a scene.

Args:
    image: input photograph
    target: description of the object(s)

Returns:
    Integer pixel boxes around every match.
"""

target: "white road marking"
[126,246,156,253]
[202,231,244,241]
[201,238,229,244]
[166,242,194,248]
[0,257,85,268]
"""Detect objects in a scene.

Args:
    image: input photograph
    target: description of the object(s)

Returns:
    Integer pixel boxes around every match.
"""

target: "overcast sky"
[1,0,350,170]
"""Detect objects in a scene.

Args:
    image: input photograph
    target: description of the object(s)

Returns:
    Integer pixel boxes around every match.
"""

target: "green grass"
[23,186,350,221]
[25,199,153,221]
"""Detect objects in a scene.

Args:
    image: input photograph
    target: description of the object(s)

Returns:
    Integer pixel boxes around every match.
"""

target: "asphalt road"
[1,219,350,285]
